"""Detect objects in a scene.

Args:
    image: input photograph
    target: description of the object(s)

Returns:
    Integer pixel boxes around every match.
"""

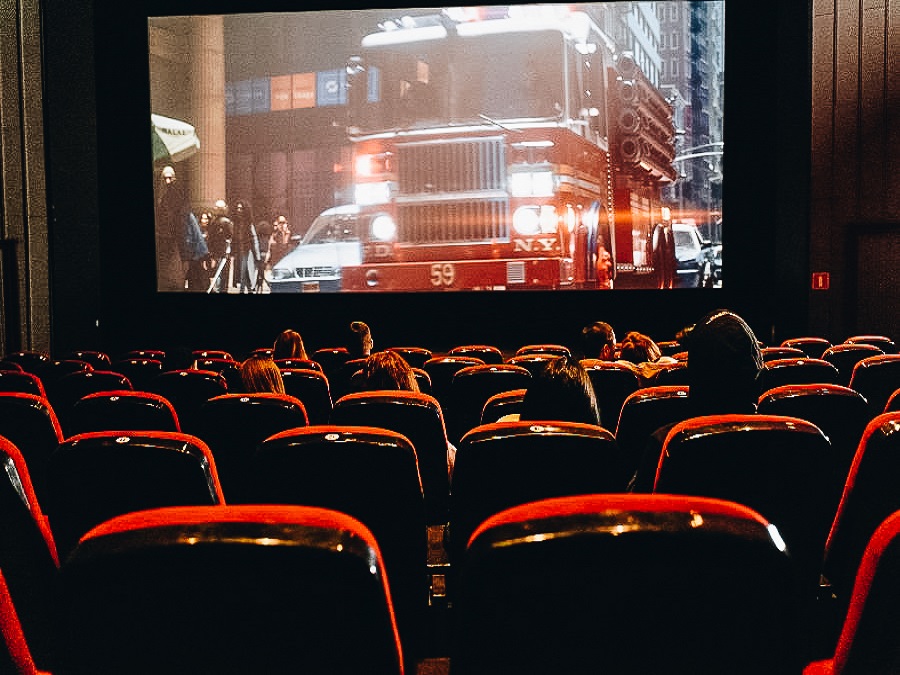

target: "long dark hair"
[519,355,601,425]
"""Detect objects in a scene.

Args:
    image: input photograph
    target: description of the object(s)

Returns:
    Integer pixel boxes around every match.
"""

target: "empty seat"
[54,505,404,675]
[453,494,802,675]
[515,344,571,358]
[1,352,51,378]
[191,349,232,361]
[447,345,504,364]
[844,334,897,354]
[806,510,900,675]
[109,358,163,391]
[761,346,808,362]
[63,351,111,370]
[40,360,93,393]
[0,360,24,372]
[579,359,642,429]
[654,414,836,588]
[120,349,166,362]
[422,355,485,413]
[757,384,871,499]
[68,390,181,435]
[0,371,46,398]
[886,387,900,412]
[278,368,333,425]
[614,384,691,479]
[781,337,833,359]
[448,420,625,567]
[849,354,900,417]
[652,361,690,385]
[822,344,884,386]
[757,357,841,392]
[193,393,308,501]
[0,393,65,504]
[411,367,432,395]
[273,357,322,372]
[195,358,243,392]
[47,370,133,436]
[146,369,228,435]
[44,430,225,559]
[330,357,368,401]
[311,347,350,379]
[0,571,46,675]
[822,412,900,619]
[387,347,433,370]
[505,353,562,378]
[480,388,527,424]
[0,437,59,669]
[331,390,451,524]
[445,364,531,445]
[247,426,426,667]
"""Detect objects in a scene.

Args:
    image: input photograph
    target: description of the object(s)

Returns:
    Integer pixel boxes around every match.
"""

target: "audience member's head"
[240,355,285,394]
[582,321,617,360]
[347,321,374,359]
[684,309,763,414]
[272,329,308,360]
[618,331,662,364]
[519,355,601,426]
[360,351,419,392]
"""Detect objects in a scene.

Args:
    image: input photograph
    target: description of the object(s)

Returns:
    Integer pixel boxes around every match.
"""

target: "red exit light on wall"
[812,272,830,290]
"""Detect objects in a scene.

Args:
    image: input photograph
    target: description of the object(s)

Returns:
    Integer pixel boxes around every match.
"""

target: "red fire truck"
[338,5,677,291]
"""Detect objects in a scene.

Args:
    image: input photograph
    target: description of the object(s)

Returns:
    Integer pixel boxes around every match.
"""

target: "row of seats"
[5,492,900,673]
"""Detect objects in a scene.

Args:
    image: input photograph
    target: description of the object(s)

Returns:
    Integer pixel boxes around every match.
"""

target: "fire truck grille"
[397,199,510,244]
[398,138,506,193]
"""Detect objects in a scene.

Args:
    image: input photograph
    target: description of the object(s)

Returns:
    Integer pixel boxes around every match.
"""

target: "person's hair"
[240,355,285,394]
[347,321,373,358]
[618,331,662,364]
[272,329,308,360]
[684,309,763,414]
[582,321,616,359]
[360,351,419,392]
[519,355,601,426]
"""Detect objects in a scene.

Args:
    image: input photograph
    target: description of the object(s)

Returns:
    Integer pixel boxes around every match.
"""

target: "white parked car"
[672,222,716,288]
[269,206,363,293]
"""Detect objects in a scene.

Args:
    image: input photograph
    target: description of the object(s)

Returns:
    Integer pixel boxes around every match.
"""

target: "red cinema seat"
[68,390,181,435]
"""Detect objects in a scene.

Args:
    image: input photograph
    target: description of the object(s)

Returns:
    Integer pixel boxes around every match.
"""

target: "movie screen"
[150,3,724,294]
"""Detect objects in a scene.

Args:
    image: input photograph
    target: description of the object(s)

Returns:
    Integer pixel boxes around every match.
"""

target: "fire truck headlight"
[510,171,554,198]
[370,214,397,241]
[513,206,541,235]
[354,182,392,206]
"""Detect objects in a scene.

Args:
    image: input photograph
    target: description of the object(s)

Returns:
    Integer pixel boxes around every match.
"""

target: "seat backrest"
[515,344,572,358]
[55,505,404,675]
[821,344,884,387]
[614,384,691,479]
[247,425,426,664]
[387,347,433,370]
[68,390,181,435]
[844,334,897,354]
[579,359,643,429]
[822,412,900,608]
[445,364,532,445]
[110,358,163,392]
[273,357,322,372]
[311,347,350,379]
[422,356,485,412]
[448,420,625,566]
[453,494,801,675]
[652,361,690,385]
[0,361,24,372]
[48,370,134,436]
[781,337,833,359]
[886,387,900,412]
[279,368,333,425]
[40,360,93,393]
[331,390,450,524]
[146,369,228,434]
[761,346,808,362]
[191,349,233,361]
[447,345,504,364]
[0,393,64,504]
[481,388,527,424]
[1,352,51,378]
[505,353,562,378]
[44,430,225,559]
[193,393,308,501]
[0,371,46,398]
[757,358,841,392]
[120,349,166,362]
[811,510,900,675]
[849,354,900,417]
[0,437,59,669]
[63,351,111,370]
[654,414,836,587]
[329,357,368,401]
[757,384,871,502]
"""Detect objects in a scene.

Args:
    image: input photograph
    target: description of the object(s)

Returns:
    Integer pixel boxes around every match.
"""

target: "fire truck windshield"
[354,29,567,132]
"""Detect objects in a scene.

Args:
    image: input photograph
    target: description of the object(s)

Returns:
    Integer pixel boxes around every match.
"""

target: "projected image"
[150,3,724,293]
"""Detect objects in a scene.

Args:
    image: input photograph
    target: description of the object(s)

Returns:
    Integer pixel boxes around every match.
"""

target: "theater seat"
[821,344,884,387]
[480,388,527,424]
[579,359,642,429]
[422,356,485,413]
[0,371,46,398]
[278,368,333,425]
[444,364,531,445]
[514,344,571,358]
[0,571,48,675]
[387,347,433,370]
[781,337,833,360]
[654,414,836,589]
[68,390,181,435]
[757,358,841,392]
[849,354,900,418]
[806,510,900,674]
[453,494,802,675]
[47,370,134,436]
[44,430,225,559]
[0,393,65,504]
[447,345,504,364]
[146,369,228,435]
[110,358,164,392]
[614,384,691,480]
[505,353,561,378]
[54,505,404,675]
[843,334,897,354]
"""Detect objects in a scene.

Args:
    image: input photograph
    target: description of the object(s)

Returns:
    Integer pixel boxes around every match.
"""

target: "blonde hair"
[240,355,285,394]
